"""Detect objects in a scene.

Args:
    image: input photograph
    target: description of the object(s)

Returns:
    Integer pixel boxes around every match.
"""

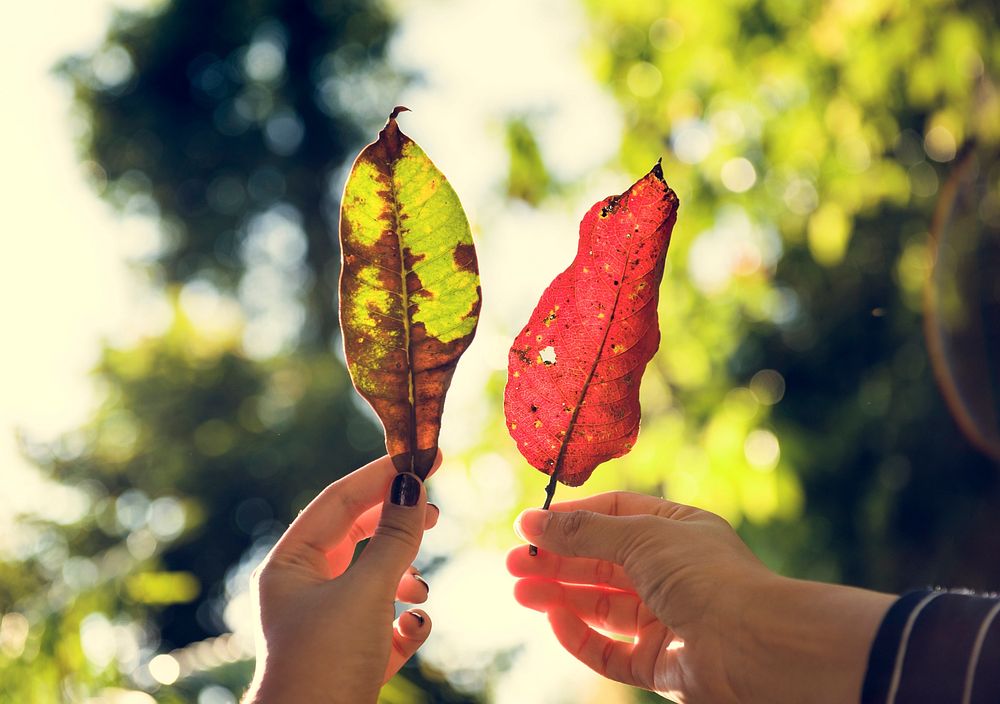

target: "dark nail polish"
[407,610,425,626]
[413,574,430,593]
[390,472,421,507]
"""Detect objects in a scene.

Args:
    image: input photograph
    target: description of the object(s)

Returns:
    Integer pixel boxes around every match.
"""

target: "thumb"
[353,472,426,589]
[516,508,643,565]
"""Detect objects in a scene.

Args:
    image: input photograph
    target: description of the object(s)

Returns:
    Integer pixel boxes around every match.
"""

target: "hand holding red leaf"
[504,163,679,510]
[339,108,481,478]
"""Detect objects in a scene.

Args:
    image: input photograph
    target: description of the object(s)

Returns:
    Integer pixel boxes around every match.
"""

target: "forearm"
[739,575,895,704]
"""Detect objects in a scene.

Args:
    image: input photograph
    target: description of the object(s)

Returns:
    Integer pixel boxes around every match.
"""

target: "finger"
[384,609,431,682]
[325,503,440,576]
[347,502,440,546]
[395,566,430,604]
[546,606,640,688]
[515,578,652,635]
[353,473,426,590]
[278,451,442,556]
[506,545,634,592]
[515,507,653,565]
[548,491,698,519]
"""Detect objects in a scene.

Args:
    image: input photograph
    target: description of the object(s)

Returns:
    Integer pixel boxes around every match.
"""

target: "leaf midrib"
[548,211,639,486]
[387,157,417,473]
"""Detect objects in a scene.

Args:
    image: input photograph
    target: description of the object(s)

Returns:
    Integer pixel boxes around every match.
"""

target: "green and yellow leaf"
[339,107,482,478]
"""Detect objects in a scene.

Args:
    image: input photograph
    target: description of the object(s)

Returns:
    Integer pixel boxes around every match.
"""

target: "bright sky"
[0,0,140,525]
[0,0,636,701]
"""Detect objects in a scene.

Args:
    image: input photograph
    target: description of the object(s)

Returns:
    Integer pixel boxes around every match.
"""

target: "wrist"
[242,666,379,704]
[737,575,895,704]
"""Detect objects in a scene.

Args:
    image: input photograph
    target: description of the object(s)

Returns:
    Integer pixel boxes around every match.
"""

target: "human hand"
[507,492,894,704]
[242,454,440,704]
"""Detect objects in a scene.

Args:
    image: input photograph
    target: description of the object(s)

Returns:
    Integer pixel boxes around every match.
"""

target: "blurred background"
[1,0,998,701]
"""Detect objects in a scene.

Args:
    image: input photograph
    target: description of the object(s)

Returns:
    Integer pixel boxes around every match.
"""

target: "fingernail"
[517,509,550,540]
[427,502,440,516]
[407,610,425,626]
[413,574,430,593]
[390,472,421,507]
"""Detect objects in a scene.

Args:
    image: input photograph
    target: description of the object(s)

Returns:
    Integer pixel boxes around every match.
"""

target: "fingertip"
[513,578,561,611]
[505,547,523,575]
[516,509,549,541]
[386,609,431,682]
[399,608,431,639]
[506,544,543,576]
[425,503,441,529]
[396,569,430,604]
[388,472,424,508]
[425,449,444,480]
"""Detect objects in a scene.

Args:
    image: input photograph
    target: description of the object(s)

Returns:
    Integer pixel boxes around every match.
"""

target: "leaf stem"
[528,465,560,556]
[541,468,559,511]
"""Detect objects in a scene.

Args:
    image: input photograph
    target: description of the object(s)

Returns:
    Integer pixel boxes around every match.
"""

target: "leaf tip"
[388,105,411,121]
[651,158,665,182]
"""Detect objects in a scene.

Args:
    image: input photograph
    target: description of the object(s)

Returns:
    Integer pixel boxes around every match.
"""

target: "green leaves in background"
[339,108,482,478]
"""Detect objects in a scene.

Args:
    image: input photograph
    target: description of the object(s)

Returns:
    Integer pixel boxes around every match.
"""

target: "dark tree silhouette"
[61,0,397,345]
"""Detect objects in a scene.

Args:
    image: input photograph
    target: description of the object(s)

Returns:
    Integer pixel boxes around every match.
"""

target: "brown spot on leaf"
[403,247,426,272]
[453,242,478,274]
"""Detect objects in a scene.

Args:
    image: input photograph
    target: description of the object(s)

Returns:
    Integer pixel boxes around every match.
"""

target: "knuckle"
[600,638,615,672]
[594,558,616,586]
[374,520,422,550]
[708,510,734,530]
[635,561,678,617]
[652,502,680,519]
[557,510,592,545]
[618,518,666,572]
[249,559,272,590]
[634,514,666,536]
[594,591,612,623]
[332,489,362,519]
[347,521,368,545]
[608,492,622,516]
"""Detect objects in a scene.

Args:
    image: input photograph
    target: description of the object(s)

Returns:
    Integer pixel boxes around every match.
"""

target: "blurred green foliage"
[567,0,1000,588]
[504,118,553,205]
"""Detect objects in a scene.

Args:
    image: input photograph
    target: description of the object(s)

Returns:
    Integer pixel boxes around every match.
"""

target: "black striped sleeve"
[861,588,1000,704]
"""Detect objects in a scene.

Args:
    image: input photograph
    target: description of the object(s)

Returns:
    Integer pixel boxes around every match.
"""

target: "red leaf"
[503,162,679,489]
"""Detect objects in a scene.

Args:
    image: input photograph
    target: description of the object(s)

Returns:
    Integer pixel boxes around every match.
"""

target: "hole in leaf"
[539,346,557,366]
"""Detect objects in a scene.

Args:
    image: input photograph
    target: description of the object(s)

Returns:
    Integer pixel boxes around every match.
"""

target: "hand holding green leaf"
[339,108,481,478]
